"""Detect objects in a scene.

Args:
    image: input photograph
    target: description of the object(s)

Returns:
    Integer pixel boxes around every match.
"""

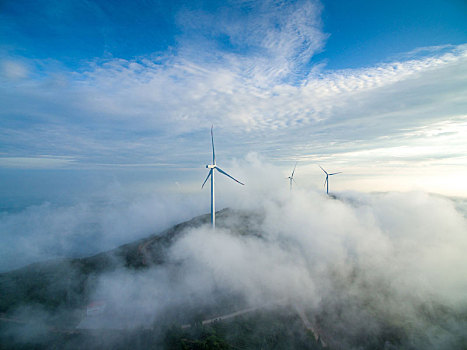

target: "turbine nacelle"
[206,164,216,169]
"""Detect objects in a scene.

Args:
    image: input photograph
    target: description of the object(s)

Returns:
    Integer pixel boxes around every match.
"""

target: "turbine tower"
[202,126,244,229]
[319,165,342,195]
[288,163,297,191]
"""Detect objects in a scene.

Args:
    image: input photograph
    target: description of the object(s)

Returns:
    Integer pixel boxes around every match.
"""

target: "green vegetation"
[0,309,323,350]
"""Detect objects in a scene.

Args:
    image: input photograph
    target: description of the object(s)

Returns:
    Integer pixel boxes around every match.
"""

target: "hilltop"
[1,209,325,349]
[0,208,262,315]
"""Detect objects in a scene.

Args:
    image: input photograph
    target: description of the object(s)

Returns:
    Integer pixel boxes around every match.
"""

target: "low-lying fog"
[1,156,466,348]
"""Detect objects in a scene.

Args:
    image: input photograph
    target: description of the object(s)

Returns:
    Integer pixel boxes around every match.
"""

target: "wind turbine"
[288,163,297,191]
[319,165,342,195]
[202,126,244,229]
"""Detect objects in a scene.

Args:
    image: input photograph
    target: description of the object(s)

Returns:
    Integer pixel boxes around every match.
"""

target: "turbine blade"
[319,165,328,175]
[291,162,297,177]
[293,178,297,184]
[216,167,244,185]
[211,125,216,164]
[201,169,212,189]
[329,172,342,176]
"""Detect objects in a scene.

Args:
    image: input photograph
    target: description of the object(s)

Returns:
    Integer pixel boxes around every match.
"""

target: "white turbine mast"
[288,163,297,191]
[202,126,244,229]
[319,165,342,195]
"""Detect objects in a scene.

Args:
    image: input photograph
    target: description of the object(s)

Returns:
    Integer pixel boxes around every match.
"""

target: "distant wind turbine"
[319,165,342,195]
[288,163,297,191]
[202,126,244,229]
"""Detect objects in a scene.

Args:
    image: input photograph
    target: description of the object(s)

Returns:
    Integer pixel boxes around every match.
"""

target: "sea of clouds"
[91,157,467,348]
[2,157,466,348]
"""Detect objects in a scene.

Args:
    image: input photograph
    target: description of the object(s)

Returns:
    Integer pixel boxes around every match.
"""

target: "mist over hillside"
[0,189,206,272]
[1,159,467,349]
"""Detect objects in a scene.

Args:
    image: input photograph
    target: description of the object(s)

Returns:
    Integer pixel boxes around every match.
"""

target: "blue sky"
[319,0,466,68]
[2,0,465,68]
[1,0,466,206]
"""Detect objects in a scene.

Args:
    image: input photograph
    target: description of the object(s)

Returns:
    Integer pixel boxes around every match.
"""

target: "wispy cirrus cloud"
[2,44,464,154]
[0,0,466,197]
[0,156,76,169]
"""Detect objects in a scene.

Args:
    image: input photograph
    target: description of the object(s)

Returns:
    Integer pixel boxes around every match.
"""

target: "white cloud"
[0,185,207,272]
[2,157,467,347]
[0,59,29,80]
[84,171,467,347]
[0,156,75,169]
[4,43,464,136]
[0,0,465,198]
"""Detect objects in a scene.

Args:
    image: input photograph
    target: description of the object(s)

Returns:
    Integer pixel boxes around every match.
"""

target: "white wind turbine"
[202,126,244,229]
[319,165,342,195]
[288,163,297,191]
